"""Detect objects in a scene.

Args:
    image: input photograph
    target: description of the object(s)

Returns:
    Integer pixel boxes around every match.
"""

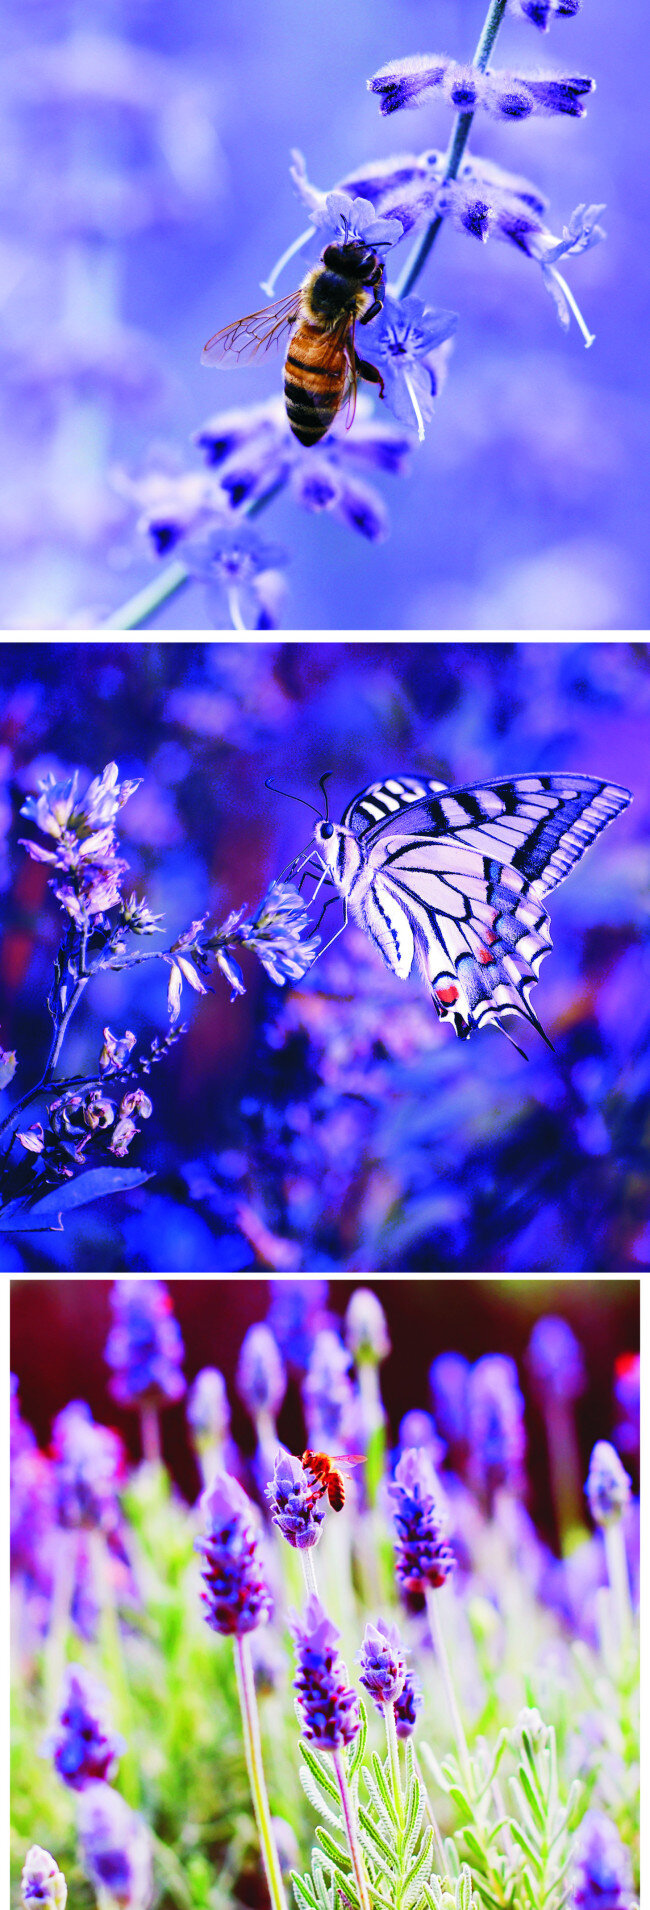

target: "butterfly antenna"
[318,772,332,820]
[265,775,322,820]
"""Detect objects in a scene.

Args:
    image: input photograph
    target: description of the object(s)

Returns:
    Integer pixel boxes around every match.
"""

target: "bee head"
[322,239,379,278]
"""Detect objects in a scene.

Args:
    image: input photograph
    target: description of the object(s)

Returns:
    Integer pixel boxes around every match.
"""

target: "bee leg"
[354,354,385,399]
[359,292,384,325]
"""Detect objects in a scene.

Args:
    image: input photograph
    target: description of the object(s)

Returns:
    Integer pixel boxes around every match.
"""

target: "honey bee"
[202,239,387,447]
[301,1449,366,1512]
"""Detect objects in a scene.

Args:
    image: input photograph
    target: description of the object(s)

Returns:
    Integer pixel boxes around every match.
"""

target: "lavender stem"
[332,1748,373,1910]
[425,1587,472,1792]
[234,1634,289,1910]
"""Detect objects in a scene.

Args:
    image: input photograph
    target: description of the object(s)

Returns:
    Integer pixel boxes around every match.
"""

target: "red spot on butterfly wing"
[436,984,459,1004]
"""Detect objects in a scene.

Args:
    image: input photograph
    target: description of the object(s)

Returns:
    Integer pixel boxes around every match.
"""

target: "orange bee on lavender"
[300,1449,366,1512]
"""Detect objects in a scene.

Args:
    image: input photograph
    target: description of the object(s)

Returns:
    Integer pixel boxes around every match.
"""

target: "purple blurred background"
[0,639,648,1272]
[0,0,647,629]
[9,1276,640,1544]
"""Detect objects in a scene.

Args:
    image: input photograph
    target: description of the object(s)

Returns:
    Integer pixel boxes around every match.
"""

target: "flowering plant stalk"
[103,0,602,630]
[0,763,319,1234]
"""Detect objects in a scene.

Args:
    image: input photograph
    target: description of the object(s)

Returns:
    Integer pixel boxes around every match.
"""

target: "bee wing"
[331,1454,366,1469]
[202,291,303,368]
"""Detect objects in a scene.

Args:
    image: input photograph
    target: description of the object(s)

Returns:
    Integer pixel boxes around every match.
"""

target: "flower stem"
[332,1747,373,1910]
[604,1520,633,1652]
[43,1528,78,1725]
[234,1633,289,1910]
[394,0,510,298]
[140,1404,161,1468]
[425,1587,472,1792]
[301,1548,319,1599]
[542,1394,588,1554]
[102,559,190,630]
[384,1701,404,1828]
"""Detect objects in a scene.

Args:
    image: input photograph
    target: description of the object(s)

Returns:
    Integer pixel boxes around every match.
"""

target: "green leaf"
[516,1767,546,1833]
[509,1826,542,1874]
[314,1828,352,1873]
[1,1165,152,1228]
[300,1768,344,1832]
[369,1752,399,1828]
[300,1744,341,1806]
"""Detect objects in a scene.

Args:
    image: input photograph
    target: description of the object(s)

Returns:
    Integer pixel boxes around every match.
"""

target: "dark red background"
[10,1277,639,1548]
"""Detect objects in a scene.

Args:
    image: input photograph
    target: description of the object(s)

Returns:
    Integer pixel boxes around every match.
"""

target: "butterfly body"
[302,772,632,1045]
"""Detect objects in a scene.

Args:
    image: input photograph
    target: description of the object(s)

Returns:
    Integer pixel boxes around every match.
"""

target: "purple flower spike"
[21,1848,67,1910]
[527,1316,586,1401]
[357,1618,406,1710]
[195,1471,273,1635]
[389,1448,455,1595]
[267,1280,330,1373]
[393,1670,423,1740]
[398,1411,445,1471]
[237,1324,286,1419]
[77,1783,153,1910]
[105,1280,186,1409]
[570,1810,634,1910]
[585,1442,632,1527]
[429,1353,470,1451]
[49,1664,124,1790]
[466,1355,526,1503]
[303,1328,354,1449]
[345,1287,391,1363]
[187,1368,231,1446]
[265,1450,325,1550]
[290,1595,360,1751]
[51,1401,123,1535]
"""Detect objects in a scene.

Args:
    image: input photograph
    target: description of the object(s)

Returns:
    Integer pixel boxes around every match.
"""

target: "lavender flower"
[51,1401,123,1534]
[195,392,412,543]
[239,882,322,987]
[368,54,594,121]
[21,1848,67,1910]
[508,0,581,24]
[466,1355,526,1503]
[345,1288,391,1363]
[302,1328,354,1449]
[195,1471,273,1635]
[570,1810,635,1910]
[267,1279,330,1373]
[393,1670,423,1739]
[237,1324,287,1420]
[105,1280,186,1408]
[265,1450,325,1551]
[398,1411,445,1471]
[187,1368,230,1446]
[357,1618,407,1710]
[49,1664,124,1790]
[77,1782,153,1910]
[527,1315,586,1401]
[358,293,457,439]
[290,1595,360,1750]
[613,1355,640,1459]
[19,763,139,928]
[389,1448,455,1595]
[585,1442,632,1527]
[429,1352,470,1452]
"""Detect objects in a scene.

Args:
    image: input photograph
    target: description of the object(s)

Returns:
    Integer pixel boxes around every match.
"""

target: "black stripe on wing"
[341,774,449,837]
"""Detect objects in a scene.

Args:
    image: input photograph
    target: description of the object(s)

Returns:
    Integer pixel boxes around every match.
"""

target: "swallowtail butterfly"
[287,772,632,1048]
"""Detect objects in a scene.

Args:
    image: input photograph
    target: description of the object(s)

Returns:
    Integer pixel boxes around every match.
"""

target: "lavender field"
[10,1278,640,1910]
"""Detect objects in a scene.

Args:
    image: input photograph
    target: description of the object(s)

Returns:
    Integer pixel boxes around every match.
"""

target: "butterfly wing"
[345,773,631,1042]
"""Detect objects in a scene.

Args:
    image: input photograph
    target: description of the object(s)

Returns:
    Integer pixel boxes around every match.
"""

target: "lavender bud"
[508,0,581,25]
[393,1670,424,1739]
[105,1280,186,1409]
[527,1316,586,1401]
[345,1288,391,1363]
[49,1664,124,1790]
[585,1442,632,1527]
[570,1810,634,1910]
[467,1355,526,1502]
[236,1324,286,1420]
[290,1595,360,1750]
[51,1402,123,1534]
[357,1618,406,1710]
[195,1471,273,1635]
[389,1448,455,1594]
[77,1783,153,1910]
[187,1368,230,1447]
[398,1411,445,1470]
[267,1279,330,1374]
[429,1353,470,1450]
[265,1450,325,1551]
[303,1329,354,1449]
[368,54,449,115]
[21,1848,67,1910]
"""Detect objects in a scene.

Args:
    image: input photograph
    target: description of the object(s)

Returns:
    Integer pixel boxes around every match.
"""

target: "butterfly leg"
[314,895,349,960]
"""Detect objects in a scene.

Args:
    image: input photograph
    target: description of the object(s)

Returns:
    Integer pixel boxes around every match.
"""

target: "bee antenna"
[265,775,322,819]
[318,772,332,820]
